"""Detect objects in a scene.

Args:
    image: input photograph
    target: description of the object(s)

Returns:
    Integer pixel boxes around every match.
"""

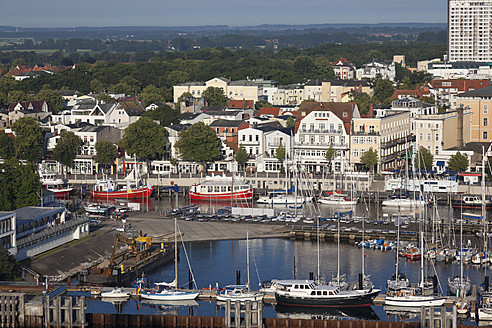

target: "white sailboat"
[140,218,199,301]
[217,232,264,302]
[385,143,445,308]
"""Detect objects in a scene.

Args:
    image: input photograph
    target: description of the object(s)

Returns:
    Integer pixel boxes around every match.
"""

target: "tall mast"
[174,217,178,289]
[317,217,320,282]
[247,231,250,291]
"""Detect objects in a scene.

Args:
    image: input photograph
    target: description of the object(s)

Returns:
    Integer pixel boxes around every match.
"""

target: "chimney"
[369,104,374,118]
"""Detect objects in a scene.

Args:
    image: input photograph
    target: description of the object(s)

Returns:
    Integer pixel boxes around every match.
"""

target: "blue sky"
[2,0,446,28]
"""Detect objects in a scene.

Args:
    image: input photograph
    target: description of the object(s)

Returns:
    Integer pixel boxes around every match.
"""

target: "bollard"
[234,300,241,328]
[452,304,457,328]
[251,301,258,327]
[245,301,251,328]
[225,300,231,328]
[430,306,435,328]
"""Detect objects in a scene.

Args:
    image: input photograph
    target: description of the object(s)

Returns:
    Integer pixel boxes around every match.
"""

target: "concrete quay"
[26,213,290,281]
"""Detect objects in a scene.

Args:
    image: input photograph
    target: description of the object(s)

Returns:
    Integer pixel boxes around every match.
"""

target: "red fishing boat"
[90,170,153,199]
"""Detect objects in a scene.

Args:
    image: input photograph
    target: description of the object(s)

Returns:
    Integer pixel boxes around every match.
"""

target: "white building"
[356,60,396,82]
[448,0,492,62]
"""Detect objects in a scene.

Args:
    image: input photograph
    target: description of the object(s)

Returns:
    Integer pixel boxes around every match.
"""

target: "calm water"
[83,196,489,323]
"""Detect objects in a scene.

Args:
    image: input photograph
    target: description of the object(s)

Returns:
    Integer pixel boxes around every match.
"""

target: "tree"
[89,78,105,93]
[53,131,82,170]
[286,117,295,128]
[7,90,29,104]
[276,144,286,173]
[11,117,44,163]
[416,146,434,171]
[349,91,373,116]
[174,122,222,170]
[324,143,336,173]
[373,78,395,103]
[234,144,248,171]
[447,152,469,173]
[118,117,168,161]
[0,247,21,281]
[202,87,227,106]
[139,85,165,107]
[255,100,272,111]
[0,160,42,211]
[141,104,181,127]
[36,89,64,114]
[95,140,119,173]
[0,133,15,160]
[96,93,116,103]
[360,147,379,174]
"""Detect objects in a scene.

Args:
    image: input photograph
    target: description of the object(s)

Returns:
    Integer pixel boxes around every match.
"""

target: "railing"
[17,216,89,249]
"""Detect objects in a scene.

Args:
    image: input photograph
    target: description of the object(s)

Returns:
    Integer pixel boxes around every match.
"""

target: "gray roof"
[77,125,107,133]
[205,110,240,116]
[210,119,245,128]
[14,206,65,226]
[457,85,492,98]
[166,124,190,132]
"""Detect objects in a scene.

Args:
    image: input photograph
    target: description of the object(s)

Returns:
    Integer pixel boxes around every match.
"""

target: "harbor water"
[82,195,490,323]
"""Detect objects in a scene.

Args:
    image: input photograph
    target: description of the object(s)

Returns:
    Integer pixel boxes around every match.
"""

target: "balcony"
[353,131,380,136]
[300,129,343,134]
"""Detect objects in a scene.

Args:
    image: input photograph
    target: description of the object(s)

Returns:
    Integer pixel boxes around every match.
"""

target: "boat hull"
[90,186,154,199]
[189,188,254,201]
[140,291,199,301]
[217,293,264,302]
[384,296,446,307]
[275,289,380,307]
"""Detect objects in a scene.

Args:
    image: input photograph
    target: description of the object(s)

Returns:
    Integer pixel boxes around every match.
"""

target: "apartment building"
[173,77,261,103]
[428,79,489,107]
[320,80,373,103]
[456,85,492,142]
[351,111,411,172]
[448,0,492,62]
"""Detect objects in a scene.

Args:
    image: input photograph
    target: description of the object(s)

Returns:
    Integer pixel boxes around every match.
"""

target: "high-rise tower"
[448,0,492,62]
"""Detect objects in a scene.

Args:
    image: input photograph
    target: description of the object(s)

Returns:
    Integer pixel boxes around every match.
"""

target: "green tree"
[0,247,21,281]
[53,131,82,170]
[175,122,222,171]
[119,117,168,162]
[255,100,272,111]
[11,117,44,163]
[95,140,119,172]
[447,152,469,173]
[139,85,165,107]
[202,87,227,106]
[373,78,395,103]
[360,147,379,174]
[416,146,434,171]
[349,91,373,115]
[7,90,29,104]
[0,160,42,211]
[324,143,336,173]
[141,104,181,127]
[89,78,105,93]
[275,144,286,173]
[36,89,64,114]
[234,144,248,171]
[286,116,295,128]
[0,133,15,160]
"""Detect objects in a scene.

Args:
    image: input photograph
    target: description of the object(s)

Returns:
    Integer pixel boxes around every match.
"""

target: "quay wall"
[67,173,485,196]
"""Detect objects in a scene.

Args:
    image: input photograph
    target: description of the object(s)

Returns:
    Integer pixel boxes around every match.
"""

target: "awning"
[436,161,445,166]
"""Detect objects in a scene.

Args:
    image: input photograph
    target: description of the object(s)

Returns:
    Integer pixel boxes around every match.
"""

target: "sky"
[2,0,447,28]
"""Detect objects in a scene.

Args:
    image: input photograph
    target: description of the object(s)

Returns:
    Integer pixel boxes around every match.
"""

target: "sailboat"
[275,218,380,307]
[216,232,264,302]
[448,197,471,298]
[385,145,445,308]
[386,210,410,292]
[140,219,199,301]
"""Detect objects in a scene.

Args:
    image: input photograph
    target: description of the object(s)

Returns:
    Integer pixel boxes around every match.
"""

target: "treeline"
[0,42,444,108]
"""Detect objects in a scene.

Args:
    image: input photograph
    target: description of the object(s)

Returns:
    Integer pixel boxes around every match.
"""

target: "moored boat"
[274,279,380,307]
[216,285,263,302]
[100,288,130,298]
[90,177,153,199]
[189,175,253,201]
[39,172,73,197]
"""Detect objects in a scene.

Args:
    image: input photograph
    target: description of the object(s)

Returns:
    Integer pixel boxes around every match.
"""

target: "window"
[435,134,439,141]
[484,131,488,139]
[484,118,488,126]
[427,133,431,141]
[484,105,488,114]
[255,135,259,142]
[419,133,423,141]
